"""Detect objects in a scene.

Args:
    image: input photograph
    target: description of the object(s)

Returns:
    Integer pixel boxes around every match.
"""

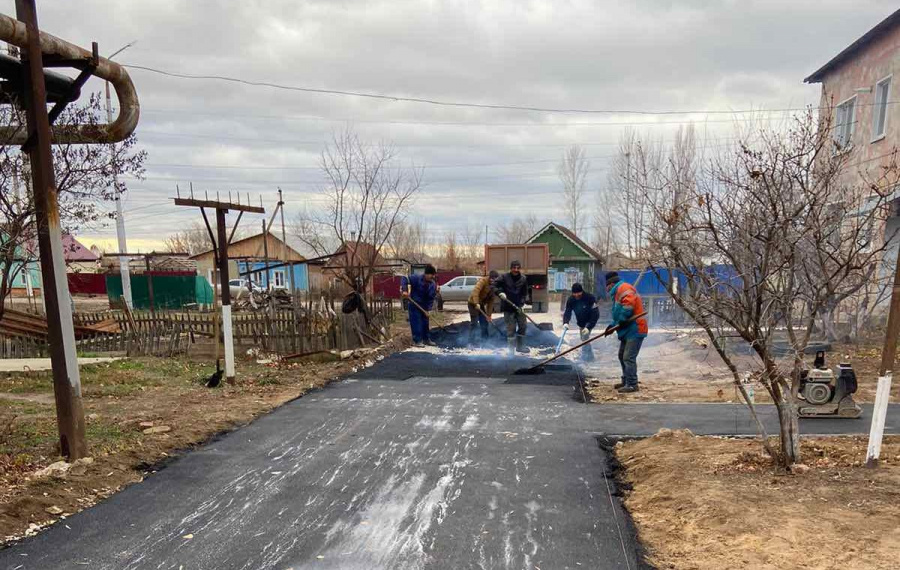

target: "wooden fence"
[0,295,395,360]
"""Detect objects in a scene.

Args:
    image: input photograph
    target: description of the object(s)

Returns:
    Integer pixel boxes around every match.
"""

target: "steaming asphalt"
[4,318,895,569]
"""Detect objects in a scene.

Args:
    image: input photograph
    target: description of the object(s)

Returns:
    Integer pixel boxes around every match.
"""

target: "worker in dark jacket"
[401,264,439,347]
[467,270,499,345]
[562,282,600,362]
[492,260,529,355]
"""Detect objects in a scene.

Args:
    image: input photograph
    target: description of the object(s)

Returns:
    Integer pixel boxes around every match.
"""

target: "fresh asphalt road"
[0,347,644,570]
[3,324,895,570]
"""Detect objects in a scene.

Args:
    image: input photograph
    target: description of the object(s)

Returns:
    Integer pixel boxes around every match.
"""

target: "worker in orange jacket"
[605,271,648,393]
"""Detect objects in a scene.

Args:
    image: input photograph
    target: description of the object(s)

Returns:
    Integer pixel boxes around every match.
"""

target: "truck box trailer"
[484,243,549,313]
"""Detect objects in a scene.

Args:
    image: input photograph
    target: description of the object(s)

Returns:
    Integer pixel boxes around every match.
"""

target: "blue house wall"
[236,261,309,291]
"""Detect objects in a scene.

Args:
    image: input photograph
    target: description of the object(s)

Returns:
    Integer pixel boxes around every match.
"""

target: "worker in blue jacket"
[562,282,600,361]
[401,264,439,347]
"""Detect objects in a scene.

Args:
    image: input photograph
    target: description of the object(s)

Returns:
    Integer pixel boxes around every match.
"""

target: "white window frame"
[273,269,286,289]
[834,94,857,152]
[871,74,892,143]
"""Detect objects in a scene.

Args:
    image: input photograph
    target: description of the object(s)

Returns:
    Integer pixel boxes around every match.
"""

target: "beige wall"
[816,27,900,176]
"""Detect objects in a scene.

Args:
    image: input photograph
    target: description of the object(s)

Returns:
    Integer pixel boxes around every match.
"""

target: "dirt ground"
[581,329,900,404]
[616,431,900,570]
[0,312,442,546]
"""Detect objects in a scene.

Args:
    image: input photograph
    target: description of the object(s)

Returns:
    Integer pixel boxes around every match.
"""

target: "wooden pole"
[144,256,156,319]
[879,241,900,375]
[216,208,236,382]
[15,0,86,459]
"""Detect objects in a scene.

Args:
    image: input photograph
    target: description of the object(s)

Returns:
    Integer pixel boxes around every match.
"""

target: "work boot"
[424,339,437,347]
[515,335,528,353]
[507,338,516,357]
[613,382,625,390]
[617,385,639,393]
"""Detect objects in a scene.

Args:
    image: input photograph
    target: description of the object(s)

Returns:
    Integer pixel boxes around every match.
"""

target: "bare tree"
[642,110,899,466]
[495,214,543,244]
[163,222,216,256]
[294,128,423,292]
[442,230,461,270]
[460,222,483,262]
[558,145,590,233]
[386,217,428,263]
[0,95,145,319]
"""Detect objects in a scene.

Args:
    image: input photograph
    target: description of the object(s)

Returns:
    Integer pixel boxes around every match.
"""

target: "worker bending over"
[401,264,439,347]
[492,260,529,355]
[467,270,499,345]
[562,282,599,362]
[605,271,648,393]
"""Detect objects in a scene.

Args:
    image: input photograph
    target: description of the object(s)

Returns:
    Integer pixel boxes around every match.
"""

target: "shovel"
[555,325,569,354]
[407,296,458,335]
[499,296,553,331]
[514,312,647,375]
[475,305,507,338]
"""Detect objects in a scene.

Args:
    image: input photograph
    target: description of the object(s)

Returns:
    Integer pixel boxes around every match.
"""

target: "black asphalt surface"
[2,319,893,570]
[0,325,643,570]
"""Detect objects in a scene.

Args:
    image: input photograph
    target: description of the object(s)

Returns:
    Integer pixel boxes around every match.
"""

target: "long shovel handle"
[525,312,648,371]
[476,305,506,337]
[407,297,451,333]
[499,296,543,330]
[555,327,568,354]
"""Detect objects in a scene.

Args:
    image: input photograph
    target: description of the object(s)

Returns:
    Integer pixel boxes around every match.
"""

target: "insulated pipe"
[0,12,139,143]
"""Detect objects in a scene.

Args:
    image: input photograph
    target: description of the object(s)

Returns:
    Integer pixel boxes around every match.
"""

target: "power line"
[124,63,897,116]
[138,107,802,127]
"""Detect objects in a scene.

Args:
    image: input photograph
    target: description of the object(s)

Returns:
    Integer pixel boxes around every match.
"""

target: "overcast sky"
[6,0,898,251]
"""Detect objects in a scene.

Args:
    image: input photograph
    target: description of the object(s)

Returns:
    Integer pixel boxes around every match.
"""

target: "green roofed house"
[526,222,603,293]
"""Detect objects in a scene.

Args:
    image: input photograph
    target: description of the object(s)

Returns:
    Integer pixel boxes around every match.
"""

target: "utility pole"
[105,41,135,310]
[16,0,86,458]
[879,241,900,375]
[175,192,263,383]
[262,220,270,290]
[278,188,295,299]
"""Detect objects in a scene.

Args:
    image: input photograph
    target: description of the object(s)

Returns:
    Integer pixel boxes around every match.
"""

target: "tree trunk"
[820,306,838,342]
[775,394,801,466]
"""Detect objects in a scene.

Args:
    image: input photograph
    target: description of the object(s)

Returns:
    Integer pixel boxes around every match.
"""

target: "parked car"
[223,278,262,299]
[438,275,481,302]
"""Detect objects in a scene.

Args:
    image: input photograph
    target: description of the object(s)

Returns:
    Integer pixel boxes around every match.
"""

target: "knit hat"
[605,271,620,285]
[571,283,584,293]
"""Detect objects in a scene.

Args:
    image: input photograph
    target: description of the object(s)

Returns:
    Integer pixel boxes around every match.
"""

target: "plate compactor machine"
[798,351,862,418]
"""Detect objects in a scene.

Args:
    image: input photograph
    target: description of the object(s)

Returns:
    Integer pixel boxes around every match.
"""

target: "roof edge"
[804,8,900,84]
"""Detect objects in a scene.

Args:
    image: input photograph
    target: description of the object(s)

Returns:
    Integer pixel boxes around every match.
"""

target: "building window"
[872,76,891,141]
[834,96,856,150]
[273,270,286,289]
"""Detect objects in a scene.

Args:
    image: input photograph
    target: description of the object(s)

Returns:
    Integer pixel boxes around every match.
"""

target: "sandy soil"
[572,323,900,405]
[617,430,900,570]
